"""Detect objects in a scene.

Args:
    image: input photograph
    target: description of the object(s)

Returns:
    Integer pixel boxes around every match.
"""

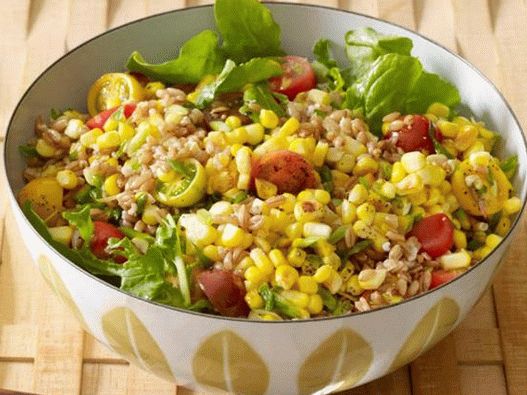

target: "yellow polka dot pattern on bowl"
[298,328,373,394]
[192,330,269,394]
[102,307,174,381]
[390,297,460,371]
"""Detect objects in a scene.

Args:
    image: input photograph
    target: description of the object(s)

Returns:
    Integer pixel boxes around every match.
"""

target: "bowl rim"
[5,1,527,324]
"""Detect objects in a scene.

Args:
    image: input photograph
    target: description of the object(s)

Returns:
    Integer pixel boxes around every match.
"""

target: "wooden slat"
[376,0,416,29]
[454,328,502,364]
[146,0,187,15]
[107,0,148,29]
[414,0,457,51]
[0,325,35,361]
[459,365,507,395]
[83,336,127,364]
[67,0,108,51]
[126,365,178,395]
[0,362,34,394]
[81,363,129,395]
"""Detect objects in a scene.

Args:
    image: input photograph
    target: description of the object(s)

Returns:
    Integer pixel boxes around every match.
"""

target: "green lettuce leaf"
[126,30,225,84]
[214,0,284,63]
[62,205,93,242]
[404,71,461,113]
[240,82,287,121]
[313,39,337,69]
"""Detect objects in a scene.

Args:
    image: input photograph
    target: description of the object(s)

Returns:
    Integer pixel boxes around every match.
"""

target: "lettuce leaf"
[126,30,225,84]
[214,0,284,63]
[404,71,460,113]
[239,82,287,121]
[62,205,93,242]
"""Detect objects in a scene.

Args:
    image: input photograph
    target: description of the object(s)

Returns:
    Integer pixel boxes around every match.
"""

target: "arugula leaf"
[313,39,337,69]
[214,0,284,63]
[404,71,460,113]
[240,82,286,120]
[19,144,38,158]
[195,58,282,108]
[62,205,94,242]
[500,155,518,179]
[126,30,225,84]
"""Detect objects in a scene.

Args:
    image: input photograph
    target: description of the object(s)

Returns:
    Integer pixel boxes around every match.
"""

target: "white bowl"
[4,4,527,394]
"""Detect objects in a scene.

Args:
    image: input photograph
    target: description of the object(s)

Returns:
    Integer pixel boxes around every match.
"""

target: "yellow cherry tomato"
[18,177,63,221]
[155,159,206,207]
[452,158,511,216]
[87,73,144,116]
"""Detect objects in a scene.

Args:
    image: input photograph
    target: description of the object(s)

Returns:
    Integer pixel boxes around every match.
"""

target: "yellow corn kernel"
[289,137,315,159]
[463,140,485,159]
[287,247,306,267]
[156,166,177,182]
[486,233,503,249]
[269,249,288,267]
[344,137,368,156]
[297,276,318,294]
[281,193,296,212]
[437,120,459,138]
[341,200,357,224]
[244,266,267,284]
[208,201,233,217]
[307,89,330,105]
[252,135,289,156]
[348,184,368,205]
[294,199,324,222]
[381,122,391,135]
[313,141,329,167]
[416,164,446,187]
[440,249,471,270]
[48,226,74,245]
[427,102,450,118]
[358,269,387,290]
[303,222,332,238]
[259,109,279,129]
[56,169,78,189]
[401,151,426,173]
[307,294,323,315]
[383,293,404,305]
[225,115,242,130]
[269,208,291,232]
[333,154,354,173]
[323,253,341,270]
[96,130,121,150]
[79,128,103,147]
[285,222,303,240]
[313,264,333,283]
[144,81,165,98]
[325,271,343,294]
[468,151,491,168]
[245,123,265,145]
[352,219,375,239]
[281,290,310,308]
[326,147,344,163]
[379,182,396,200]
[203,245,221,262]
[142,205,160,225]
[453,229,467,249]
[221,223,246,248]
[346,275,363,296]
[117,122,135,142]
[396,173,424,195]
[244,289,264,309]
[225,126,248,145]
[275,264,299,290]
[439,180,452,195]
[474,246,493,260]
[353,155,378,176]
[64,119,87,140]
[503,197,521,215]
[356,202,376,225]
[297,190,315,201]
[255,178,278,200]
[278,117,300,136]
[254,235,272,252]
[314,239,336,257]
[235,147,252,190]
[35,138,58,158]
[391,161,407,183]
[250,248,274,275]
[103,174,121,196]
[455,125,479,151]
[496,216,511,237]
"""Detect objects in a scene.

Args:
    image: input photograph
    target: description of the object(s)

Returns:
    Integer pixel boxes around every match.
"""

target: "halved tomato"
[155,159,206,208]
[269,56,316,100]
[87,73,144,117]
[409,213,454,258]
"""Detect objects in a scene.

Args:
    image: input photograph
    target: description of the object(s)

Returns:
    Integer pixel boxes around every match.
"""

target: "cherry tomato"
[91,221,125,262]
[409,213,454,258]
[86,103,136,130]
[196,270,249,317]
[392,115,435,153]
[269,56,316,100]
[252,150,317,194]
[430,270,459,289]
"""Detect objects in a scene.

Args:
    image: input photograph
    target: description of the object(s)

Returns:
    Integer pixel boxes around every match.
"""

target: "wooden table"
[1,1,526,394]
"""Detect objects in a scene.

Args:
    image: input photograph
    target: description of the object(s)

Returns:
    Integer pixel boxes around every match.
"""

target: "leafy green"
[240,82,286,120]
[312,39,348,91]
[313,39,338,69]
[169,159,193,178]
[62,205,93,242]
[195,58,282,108]
[126,30,225,84]
[404,71,460,113]
[500,155,518,179]
[18,144,38,158]
[214,0,284,63]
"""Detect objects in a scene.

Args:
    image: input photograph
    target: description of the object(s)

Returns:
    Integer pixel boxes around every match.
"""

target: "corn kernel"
[294,199,324,222]
[254,236,272,252]
[437,120,459,138]
[281,193,296,212]
[344,137,368,156]
[315,239,336,257]
[503,197,521,215]
[245,289,264,309]
[103,174,121,196]
[297,276,318,294]
[391,161,407,183]
[225,126,248,145]
[313,264,333,283]
[348,184,368,205]
[313,141,329,167]
[209,201,233,217]
[289,137,315,159]
[396,173,424,195]
[250,248,274,275]
[269,249,288,267]
[235,147,252,189]
[279,117,300,136]
[486,234,502,249]
[308,89,330,105]
[453,229,467,249]
[221,223,246,248]
[285,222,303,240]
[463,141,485,159]
[356,202,376,225]
[287,248,306,267]
[117,122,135,142]
[496,216,511,237]
[255,178,278,200]
[245,123,265,145]
[35,138,57,157]
[142,205,160,225]
[358,269,387,290]
[455,125,479,151]
[56,169,78,189]
[275,264,299,290]
[469,151,491,168]
[440,249,471,270]
[64,119,87,140]
[417,164,446,186]
[401,151,426,173]
[144,81,165,98]
[280,290,309,309]
[335,154,355,173]
[259,109,279,129]
[303,222,332,239]
[244,266,267,284]
[307,294,323,314]
[48,226,73,245]
[475,246,493,260]
[203,245,221,262]
[427,102,450,118]
[225,115,242,130]
[341,200,357,224]
[180,214,219,247]
[322,253,341,270]
[353,156,378,176]
[326,147,344,163]
[346,275,363,296]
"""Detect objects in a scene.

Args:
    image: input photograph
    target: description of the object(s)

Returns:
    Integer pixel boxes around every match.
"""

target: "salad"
[18,0,520,319]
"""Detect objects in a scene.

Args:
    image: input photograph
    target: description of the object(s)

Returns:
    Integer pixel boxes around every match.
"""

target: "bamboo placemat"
[0,1,526,394]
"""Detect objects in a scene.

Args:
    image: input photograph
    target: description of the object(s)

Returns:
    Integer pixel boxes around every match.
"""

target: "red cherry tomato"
[252,150,317,194]
[392,115,435,153]
[269,56,316,100]
[430,270,459,289]
[91,221,125,262]
[86,103,137,130]
[196,270,249,317]
[409,213,454,258]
